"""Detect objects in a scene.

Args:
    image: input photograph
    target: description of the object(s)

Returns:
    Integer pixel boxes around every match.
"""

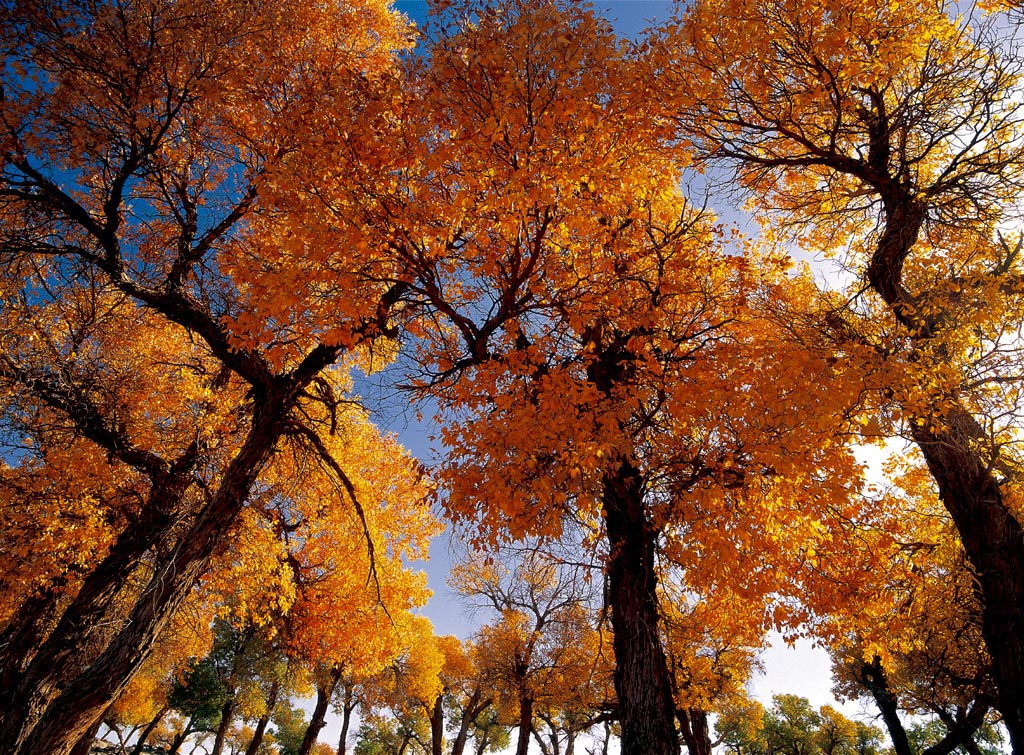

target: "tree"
[661,580,764,755]
[453,550,607,755]
[0,0,417,751]
[436,636,498,755]
[716,695,884,755]
[651,0,1024,746]
[820,459,999,755]
[326,2,869,753]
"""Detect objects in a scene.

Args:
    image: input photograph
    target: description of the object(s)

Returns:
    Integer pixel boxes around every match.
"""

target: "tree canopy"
[2,0,1024,754]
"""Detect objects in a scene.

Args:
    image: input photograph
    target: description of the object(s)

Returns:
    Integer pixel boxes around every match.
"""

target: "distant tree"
[716,696,883,755]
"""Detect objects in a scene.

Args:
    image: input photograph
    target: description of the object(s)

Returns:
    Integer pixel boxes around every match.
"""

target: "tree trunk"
[450,690,488,755]
[5,394,293,755]
[515,697,534,755]
[677,709,712,755]
[300,667,343,755]
[863,190,1024,753]
[130,705,168,755]
[859,656,913,755]
[337,686,355,755]
[430,694,445,755]
[68,716,103,755]
[244,680,281,755]
[602,459,680,755]
[909,413,1024,752]
[210,698,236,755]
[166,719,195,755]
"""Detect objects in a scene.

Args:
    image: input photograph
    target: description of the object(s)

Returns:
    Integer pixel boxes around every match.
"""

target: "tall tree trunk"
[210,698,236,755]
[337,685,355,755]
[909,413,1024,751]
[244,680,281,755]
[677,709,712,755]
[450,690,488,755]
[300,667,343,755]
[430,694,445,755]
[515,698,534,755]
[859,656,913,755]
[601,459,680,755]
[6,394,293,755]
[130,705,169,755]
[863,189,1024,753]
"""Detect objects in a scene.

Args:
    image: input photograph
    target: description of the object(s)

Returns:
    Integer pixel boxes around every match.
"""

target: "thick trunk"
[0,501,174,751]
[300,668,343,755]
[0,588,62,699]
[677,709,712,755]
[602,459,680,755]
[431,694,445,755]
[910,414,1024,751]
[859,656,913,755]
[67,717,103,755]
[863,190,1024,754]
[515,698,534,755]
[8,398,289,755]
[244,680,281,755]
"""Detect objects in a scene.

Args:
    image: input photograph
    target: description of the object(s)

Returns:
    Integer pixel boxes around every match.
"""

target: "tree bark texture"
[602,459,680,755]
[864,186,1024,753]
[677,709,712,755]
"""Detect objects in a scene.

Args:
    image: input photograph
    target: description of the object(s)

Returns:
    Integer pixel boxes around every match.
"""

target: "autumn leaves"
[1,0,1022,753]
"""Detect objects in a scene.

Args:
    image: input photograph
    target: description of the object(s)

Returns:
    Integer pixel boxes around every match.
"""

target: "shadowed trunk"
[677,709,711,755]
[244,680,281,755]
[450,689,489,755]
[300,667,343,755]
[430,693,445,755]
[4,387,301,755]
[864,185,1024,753]
[337,683,356,755]
[130,705,168,755]
[515,697,534,755]
[67,717,103,755]
[602,459,680,755]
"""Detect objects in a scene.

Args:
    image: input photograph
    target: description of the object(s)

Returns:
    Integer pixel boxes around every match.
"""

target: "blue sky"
[394,0,677,40]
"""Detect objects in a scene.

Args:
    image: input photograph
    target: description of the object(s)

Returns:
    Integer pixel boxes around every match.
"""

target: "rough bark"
[8,391,294,755]
[67,717,103,755]
[677,709,712,755]
[602,459,680,755]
